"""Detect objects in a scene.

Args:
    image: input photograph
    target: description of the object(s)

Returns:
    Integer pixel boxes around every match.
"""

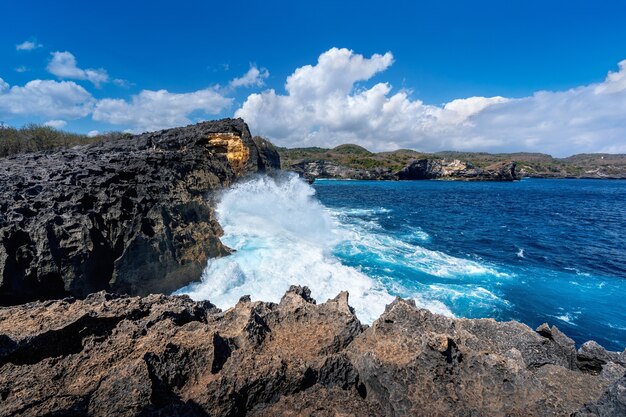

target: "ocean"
[176,174,626,351]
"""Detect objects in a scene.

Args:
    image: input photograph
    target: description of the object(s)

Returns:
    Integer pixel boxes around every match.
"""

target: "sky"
[1,0,626,156]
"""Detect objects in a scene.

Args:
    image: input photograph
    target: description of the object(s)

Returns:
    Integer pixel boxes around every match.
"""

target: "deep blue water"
[314,178,626,351]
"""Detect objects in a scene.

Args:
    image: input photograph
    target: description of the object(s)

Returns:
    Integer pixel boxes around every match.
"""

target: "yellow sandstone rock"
[207,132,250,174]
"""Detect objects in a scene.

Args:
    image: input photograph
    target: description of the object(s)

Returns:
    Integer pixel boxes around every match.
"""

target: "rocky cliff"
[290,158,519,182]
[396,159,519,181]
[0,119,280,305]
[289,159,396,182]
[0,287,623,417]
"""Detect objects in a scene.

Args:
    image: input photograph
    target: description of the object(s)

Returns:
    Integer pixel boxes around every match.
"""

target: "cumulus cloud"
[87,130,100,137]
[236,48,626,156]
[43,119,67,129]
[0,78,95,119]
[16,40,43,51]
[594,59,626,94]
[229,66,269,88]
[47,51,109,87]
[93,87,233,132]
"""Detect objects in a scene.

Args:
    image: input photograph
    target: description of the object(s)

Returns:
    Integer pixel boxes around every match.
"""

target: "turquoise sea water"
[178,175,626,351]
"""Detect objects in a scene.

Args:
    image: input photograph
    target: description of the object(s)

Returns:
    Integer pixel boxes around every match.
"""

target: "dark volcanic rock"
[0,288,622,416]
[396,158,443,180]
[251,136,281,172]
[0,119,280,305]
[573,375,626,417]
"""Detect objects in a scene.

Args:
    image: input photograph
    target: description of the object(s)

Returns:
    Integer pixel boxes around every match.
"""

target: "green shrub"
[0,124,130,158]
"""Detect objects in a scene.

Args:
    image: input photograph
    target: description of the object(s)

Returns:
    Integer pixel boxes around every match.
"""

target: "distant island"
[278,144,626,181]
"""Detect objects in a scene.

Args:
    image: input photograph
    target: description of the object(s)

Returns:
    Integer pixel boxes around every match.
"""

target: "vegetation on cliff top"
[0,124,130,158]
[278,145,626,178]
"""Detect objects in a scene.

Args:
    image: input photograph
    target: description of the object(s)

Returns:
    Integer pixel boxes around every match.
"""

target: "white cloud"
[15,66,29,73]
[93,87,233,132]
[229,66,269,88]
[16,40,43,51]
[112,78,133,88]
[47,51,109,87]
[43,119,67,129]
[594,59,626,94]
[285,47,393,99]
[87,130,100,137]
[236,48,626,156]
[0,78,94,119]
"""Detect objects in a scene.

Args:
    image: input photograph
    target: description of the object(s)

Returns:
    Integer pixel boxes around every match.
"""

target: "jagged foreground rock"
[0,287,623,416]
[0,119,280,305]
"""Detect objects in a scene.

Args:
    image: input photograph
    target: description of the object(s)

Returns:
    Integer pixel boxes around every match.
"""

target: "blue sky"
[1,0,626,155]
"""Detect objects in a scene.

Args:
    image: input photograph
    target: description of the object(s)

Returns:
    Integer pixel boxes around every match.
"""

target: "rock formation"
[289,158,519,182]
[0,287,623,416]
[396,159,519,181]
[251,136,281,173]
[0,119,280,305]
[289,159,396,182]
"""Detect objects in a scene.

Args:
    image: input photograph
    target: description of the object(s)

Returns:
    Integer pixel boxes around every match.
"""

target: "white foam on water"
[555,313,578,325]
[176,174,510,323]
[336,226,507,280]
[517,248,525,258]
[176,174,397,323]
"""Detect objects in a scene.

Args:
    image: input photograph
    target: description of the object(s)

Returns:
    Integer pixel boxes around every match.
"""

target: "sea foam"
[176,174,396,322]
[176,174,509,322]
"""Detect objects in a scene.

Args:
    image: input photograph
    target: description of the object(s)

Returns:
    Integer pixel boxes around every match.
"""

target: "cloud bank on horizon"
[2,46,626,156]
[237,48,626,156]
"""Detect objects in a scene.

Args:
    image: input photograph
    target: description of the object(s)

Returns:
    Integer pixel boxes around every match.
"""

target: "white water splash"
[176,174,396,322]
[176,174,510,322]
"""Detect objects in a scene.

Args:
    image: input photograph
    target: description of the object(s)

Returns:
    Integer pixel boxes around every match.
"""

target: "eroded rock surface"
[396,159,519,181]
[0,287,623,416]
[289,159,396,182]
[0,119,280,305]
[290,158,519,182]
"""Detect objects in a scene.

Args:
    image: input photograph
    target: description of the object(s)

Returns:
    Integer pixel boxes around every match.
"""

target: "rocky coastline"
[0,119,624,416]
[289,158,520,182]
[279,145,626,181]
[0,287,624,416]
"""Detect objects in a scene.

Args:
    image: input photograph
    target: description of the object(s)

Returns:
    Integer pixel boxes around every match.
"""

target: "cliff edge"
[0,119,280,305]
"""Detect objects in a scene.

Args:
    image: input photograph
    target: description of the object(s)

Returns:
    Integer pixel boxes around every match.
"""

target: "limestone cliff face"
[0,118,280,305]
[396,158,519,181]
[0,287,623,416]
[289,158,519,182]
